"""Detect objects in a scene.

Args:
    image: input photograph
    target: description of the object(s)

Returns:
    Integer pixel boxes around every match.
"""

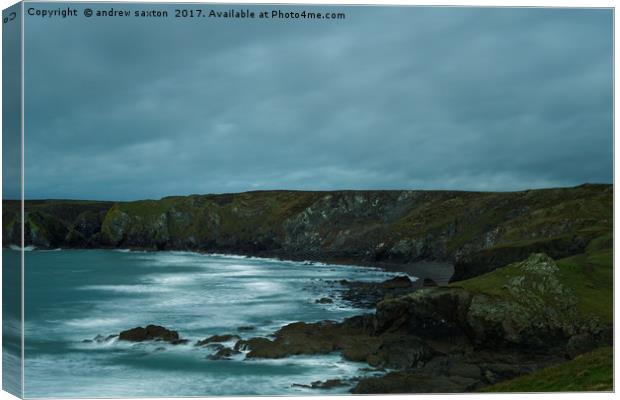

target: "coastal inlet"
[20,248,404,397]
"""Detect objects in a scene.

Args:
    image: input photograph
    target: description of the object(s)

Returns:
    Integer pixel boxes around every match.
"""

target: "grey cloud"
[21,5,612,200]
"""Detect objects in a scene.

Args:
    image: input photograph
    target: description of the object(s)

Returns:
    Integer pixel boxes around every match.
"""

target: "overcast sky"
[22,5,612,200]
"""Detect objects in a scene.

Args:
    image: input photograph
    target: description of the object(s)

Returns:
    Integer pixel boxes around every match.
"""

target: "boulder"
[118,325,180,343]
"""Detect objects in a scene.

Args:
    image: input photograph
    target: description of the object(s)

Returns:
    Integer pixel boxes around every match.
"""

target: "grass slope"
[480,347,613,392]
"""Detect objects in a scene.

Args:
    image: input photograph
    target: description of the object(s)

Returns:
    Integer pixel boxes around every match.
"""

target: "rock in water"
[118,325,180,342]
[207,347,241,360]
[196,334,241,346]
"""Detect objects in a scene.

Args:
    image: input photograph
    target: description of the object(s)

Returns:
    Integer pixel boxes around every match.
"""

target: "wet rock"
[236,320,439,368]
[293,379,349,389]
[313,379,349,389]
[196,334,240,346]
[315,297,333,304]
[207,347,241,360]
[118,325,181,343]
[205,343,225,351]
[236,321,378,360]
[83,334,117,343]
[234,337,276,354]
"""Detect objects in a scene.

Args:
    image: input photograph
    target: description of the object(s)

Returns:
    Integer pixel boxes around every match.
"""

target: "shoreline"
[7,246,613,393]
[5,245,455,283]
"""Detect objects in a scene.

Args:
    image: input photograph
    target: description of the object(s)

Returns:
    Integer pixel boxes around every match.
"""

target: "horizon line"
[3,182,612,203]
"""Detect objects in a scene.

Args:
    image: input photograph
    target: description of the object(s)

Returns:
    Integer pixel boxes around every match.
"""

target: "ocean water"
[11,249,408,397]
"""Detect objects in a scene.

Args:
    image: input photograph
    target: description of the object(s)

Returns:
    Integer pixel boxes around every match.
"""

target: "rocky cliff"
[2,184,612,282]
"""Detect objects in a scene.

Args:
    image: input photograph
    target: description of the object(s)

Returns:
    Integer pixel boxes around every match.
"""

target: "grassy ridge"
[480,347,613,392]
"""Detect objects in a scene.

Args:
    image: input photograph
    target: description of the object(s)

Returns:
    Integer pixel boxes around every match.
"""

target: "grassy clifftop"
[3,184,612,282]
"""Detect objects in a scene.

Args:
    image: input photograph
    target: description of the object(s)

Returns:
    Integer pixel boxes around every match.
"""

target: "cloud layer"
[23,5,613,200]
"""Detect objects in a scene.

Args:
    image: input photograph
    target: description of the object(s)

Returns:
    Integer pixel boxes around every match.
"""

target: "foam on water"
[78,284,175,294]
[10,244,36,251]
[19,249,408,397]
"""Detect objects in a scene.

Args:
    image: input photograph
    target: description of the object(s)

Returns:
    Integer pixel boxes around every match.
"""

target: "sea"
[3,248,410,397]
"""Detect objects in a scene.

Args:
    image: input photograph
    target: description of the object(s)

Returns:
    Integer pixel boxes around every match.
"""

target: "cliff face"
[2,184,612,282]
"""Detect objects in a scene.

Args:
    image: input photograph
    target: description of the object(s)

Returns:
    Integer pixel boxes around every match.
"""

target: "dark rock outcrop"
[196,334,241,346]
[207,347,241,360]
[118,325,182,343]
[293,379,350,389]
